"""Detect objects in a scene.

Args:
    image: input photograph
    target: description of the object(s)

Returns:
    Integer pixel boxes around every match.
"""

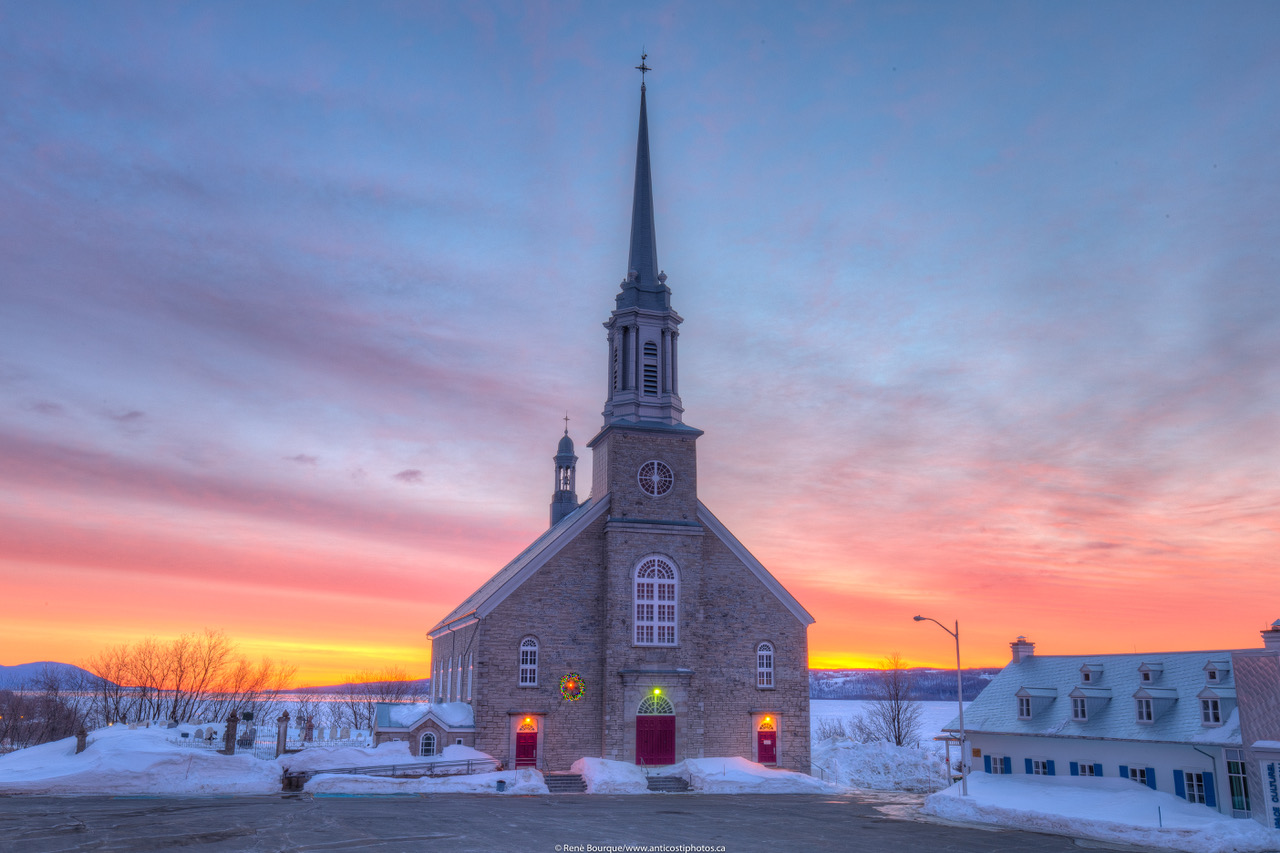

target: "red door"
[636,715,675,765]
[757,730,776,765]
[515,732,538,767]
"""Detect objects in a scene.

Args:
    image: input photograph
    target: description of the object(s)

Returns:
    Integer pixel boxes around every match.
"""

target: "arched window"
[519,637,538,686]
[757,642,775,688]
[420,732,437,757]
[634,556,678,646]
[758,718,775,731]
[637,694,675,715]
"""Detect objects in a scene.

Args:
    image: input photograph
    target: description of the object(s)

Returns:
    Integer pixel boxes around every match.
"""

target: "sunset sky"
[2,2,1277,686]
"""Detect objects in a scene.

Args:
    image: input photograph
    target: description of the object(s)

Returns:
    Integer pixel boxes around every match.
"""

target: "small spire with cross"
[563,412,570,436]
[635,51,650,89]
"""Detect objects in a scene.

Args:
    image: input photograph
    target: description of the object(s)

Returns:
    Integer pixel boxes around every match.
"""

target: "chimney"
[1010,636,1036,664]
[1263,619,1280,651]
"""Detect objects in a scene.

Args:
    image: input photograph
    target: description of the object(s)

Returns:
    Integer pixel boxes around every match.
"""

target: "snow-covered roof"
[373,702,475,732]
[952,650,1242,746]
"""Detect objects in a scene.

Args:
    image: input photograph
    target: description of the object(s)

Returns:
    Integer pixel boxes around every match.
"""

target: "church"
[423,73,814,774]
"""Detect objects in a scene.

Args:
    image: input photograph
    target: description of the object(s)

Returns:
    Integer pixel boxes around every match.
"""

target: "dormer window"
[1079,663,1104,684]
[1018,696,1032,719]
[1082,671,1093,684]
[1204,660,1230,684]
[1071,697,1088,721]
[1141,671,1151,683]
[1136,698,1153,723]
[1207,670,1219,683]
[1201,699,1222,725]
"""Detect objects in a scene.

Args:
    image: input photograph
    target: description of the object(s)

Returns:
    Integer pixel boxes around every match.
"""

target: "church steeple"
[601,64,685,427]
[550,419,578,526]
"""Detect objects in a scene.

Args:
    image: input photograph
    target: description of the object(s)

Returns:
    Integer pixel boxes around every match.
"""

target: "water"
[810,699,968,743]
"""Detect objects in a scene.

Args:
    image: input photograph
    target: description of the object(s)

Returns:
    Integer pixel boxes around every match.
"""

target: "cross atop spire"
[635,51,651,89]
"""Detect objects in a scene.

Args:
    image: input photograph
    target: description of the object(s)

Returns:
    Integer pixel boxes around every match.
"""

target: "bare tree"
[333,667,423,730]
[84,644,133,725]
[861,652,923,747]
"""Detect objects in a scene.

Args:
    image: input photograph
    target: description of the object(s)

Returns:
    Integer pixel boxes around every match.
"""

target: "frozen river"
[810,699,969,743]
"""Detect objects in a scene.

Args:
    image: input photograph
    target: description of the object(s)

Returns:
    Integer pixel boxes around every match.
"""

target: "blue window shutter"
[1119,764,1129,780]
[1146,768,1157,790]
[1025,758,1033,775]
[984,755,992,774]
[1094,763,1103,777]
[1047,760,1056,776]
[1204,772,1216,808]
[1070,761,1079,776]
[1174,769,1185,798]
[1003,756,1012,774]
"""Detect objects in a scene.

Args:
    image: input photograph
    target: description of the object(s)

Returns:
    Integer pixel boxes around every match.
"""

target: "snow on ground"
[0,724,280,795]
[811,737,949,792]
[924,773,1280,853]
[307,768,547,795]
[672,757,839,794]
[571,757,650,794]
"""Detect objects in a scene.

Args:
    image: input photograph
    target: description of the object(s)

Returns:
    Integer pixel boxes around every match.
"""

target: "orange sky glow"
[2,4,1278,688]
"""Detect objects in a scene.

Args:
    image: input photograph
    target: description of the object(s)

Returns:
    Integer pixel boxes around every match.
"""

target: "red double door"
[635,715,675,765]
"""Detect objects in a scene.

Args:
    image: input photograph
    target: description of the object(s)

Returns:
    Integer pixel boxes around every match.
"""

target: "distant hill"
[0,662,108,691]
[810,668,998,701]
[291,678,432,694]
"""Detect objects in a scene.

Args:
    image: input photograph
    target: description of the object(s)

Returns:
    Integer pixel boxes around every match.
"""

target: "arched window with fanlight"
[757,642,775,689]
[420,731,437,757]
[634,555,678,646]
[519,637,538,686]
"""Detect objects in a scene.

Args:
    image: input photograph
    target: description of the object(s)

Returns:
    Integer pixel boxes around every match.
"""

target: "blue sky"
[1,1,1277,680]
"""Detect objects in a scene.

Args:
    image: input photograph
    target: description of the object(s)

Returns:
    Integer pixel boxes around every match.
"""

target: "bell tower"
[550,420,578,526]
[589,62,703,505]
[600,73,685,429]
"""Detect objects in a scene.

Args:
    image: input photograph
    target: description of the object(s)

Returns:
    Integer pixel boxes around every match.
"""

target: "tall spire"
[618,56,670,312]
[599,57,685,428]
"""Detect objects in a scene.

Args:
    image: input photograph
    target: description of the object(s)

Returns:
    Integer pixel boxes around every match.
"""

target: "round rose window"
[638,460,674,497]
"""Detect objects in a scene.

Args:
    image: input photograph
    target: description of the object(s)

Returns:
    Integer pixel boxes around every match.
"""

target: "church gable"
[696,502,814,626]
[429,496,610,637]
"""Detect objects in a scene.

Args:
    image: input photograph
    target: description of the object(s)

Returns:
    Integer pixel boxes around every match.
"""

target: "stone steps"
[544,773,587,793]
[646,775,689,793]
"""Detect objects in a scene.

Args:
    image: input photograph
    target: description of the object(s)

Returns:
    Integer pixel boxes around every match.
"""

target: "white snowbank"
[672,757,839,794]
[0,725,279,795]
[570,757,651,794]
[308,768,547,795]
[924,773,1280,853]
[811,737,949,792]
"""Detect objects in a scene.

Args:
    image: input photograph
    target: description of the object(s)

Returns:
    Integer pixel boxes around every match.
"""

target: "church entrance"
[756,718,777,765]
[635,693,675,766]
[515,717,538,768]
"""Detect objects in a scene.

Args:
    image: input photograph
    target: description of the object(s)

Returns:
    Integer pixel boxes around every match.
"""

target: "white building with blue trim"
[950,627,1280,825]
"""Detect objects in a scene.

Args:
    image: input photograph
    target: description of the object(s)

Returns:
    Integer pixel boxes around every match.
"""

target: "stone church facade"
[426,78,814,774]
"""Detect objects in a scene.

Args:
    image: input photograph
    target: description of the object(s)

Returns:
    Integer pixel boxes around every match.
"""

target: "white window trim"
[1071,697,1088,721]
[756,642,775,689]
[1182,769,1207,804]
[634,555,679,647]
[1136,698,1154,723]
[420,732,436,757]
[519,637,538,687]
[1031,758,1051,776]
[1200,698,1222,726]
[1017,696,1032,719]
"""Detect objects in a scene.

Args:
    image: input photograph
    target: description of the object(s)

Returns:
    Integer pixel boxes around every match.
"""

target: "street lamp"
[914,614,968,796]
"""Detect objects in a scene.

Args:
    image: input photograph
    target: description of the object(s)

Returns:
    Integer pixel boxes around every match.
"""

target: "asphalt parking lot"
[0,792,1158,853]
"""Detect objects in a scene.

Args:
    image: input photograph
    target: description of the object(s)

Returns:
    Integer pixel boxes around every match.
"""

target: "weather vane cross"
[635,51,651,85]
[563,412,570,435]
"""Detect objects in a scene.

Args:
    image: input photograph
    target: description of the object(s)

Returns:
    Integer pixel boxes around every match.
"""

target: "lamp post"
[914,614,967,796]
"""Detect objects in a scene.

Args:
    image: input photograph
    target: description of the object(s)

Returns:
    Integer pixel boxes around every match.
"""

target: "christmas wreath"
[559,672,585,701]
